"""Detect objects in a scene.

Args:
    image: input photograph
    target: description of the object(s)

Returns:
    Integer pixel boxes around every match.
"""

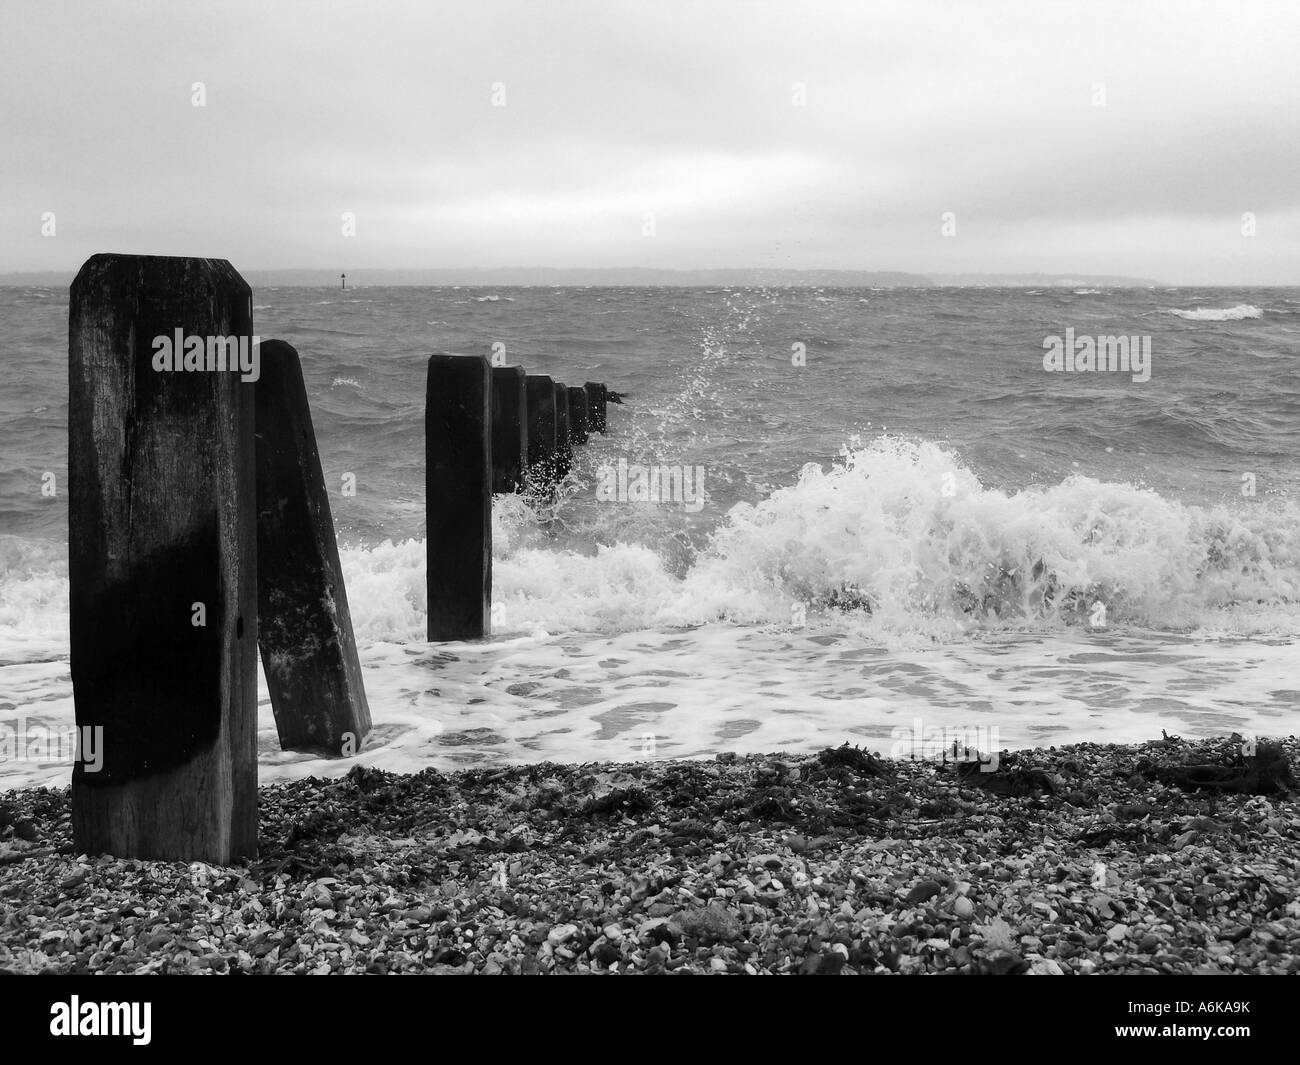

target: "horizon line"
[5,264,1297,286]
[0,265,1225,288]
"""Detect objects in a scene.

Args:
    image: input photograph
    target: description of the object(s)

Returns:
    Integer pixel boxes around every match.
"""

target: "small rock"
[668,904,743,942]
[818,953,846,975]
[905,880,943,905]
[547,924,579,946]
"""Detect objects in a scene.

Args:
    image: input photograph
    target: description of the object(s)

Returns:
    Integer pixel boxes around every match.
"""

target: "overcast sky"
[1,0,1296,282]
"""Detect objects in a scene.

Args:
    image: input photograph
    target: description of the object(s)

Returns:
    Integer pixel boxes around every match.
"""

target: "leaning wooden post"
[568,386,590,446]
[426,354,491,640]
[491,365,528,493]
[585,381,608,433]
[524,374,557,486]
[553,381,572,478]
[68,253,258,863]
[255,339,371,756]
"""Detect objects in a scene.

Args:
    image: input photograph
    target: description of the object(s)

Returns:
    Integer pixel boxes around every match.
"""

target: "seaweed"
[816,743,885,777]
[956,759,1057,797]
[576,786,653,819]
[1162,740,1294,796]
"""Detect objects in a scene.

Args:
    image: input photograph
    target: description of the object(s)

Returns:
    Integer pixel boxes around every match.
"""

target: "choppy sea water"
[2,285,1299,789]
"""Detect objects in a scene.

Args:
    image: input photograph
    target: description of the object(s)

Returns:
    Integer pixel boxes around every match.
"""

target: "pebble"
[905,880,942,905]
[669,904,743,942]
[547,924,579,946]
[1,735,1295,977]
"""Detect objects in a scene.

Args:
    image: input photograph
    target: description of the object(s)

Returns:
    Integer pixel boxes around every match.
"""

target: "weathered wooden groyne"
[67,253,614,861]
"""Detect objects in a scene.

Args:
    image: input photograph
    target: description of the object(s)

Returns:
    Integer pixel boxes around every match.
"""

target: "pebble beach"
[2,735,1296,976]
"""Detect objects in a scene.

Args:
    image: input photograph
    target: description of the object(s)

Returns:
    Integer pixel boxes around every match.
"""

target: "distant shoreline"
[0,268,1175,288]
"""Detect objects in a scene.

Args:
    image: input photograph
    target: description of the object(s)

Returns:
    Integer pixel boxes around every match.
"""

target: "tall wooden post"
[585,381,608,433]
[426,354,491,639]
[491,365,527,493]
[568,385,590,446]
[255,339,371,756]
[68,253,258,863]
[553,381,572,479]
[524,374,557,486]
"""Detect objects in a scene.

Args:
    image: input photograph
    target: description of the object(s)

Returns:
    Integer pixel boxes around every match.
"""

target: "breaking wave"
[1169,304,1263,321]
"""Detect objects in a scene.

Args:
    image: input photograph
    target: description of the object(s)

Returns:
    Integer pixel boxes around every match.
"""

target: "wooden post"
[426,354,491,640]
[568,386,590,446]
[553,381,572,479]
[524,373,556,486]
[585,381,608,433]
[68,253,257,863]
[491,365,527,493]
[255,339,371,756]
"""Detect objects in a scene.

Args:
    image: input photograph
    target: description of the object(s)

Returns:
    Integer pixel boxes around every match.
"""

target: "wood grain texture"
[68,253,257,863]
[255,339,372,756]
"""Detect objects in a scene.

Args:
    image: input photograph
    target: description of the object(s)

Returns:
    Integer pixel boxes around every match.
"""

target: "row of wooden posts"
[428,358,608,643]
[67,254,613,863]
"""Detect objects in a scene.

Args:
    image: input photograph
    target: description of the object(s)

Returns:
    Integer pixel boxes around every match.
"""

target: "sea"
[3,285,1299,790]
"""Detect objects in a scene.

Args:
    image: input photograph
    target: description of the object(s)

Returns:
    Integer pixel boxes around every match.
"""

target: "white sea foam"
[1169,304,1263,321]
[4,438,1298,790]
[3,619,1295,791]
[8,438,1297,657]
[478,437,1300,641]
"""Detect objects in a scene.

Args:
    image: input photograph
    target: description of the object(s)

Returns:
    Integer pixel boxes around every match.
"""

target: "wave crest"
[1169,304,1263,321]
[333,437,1300,642]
